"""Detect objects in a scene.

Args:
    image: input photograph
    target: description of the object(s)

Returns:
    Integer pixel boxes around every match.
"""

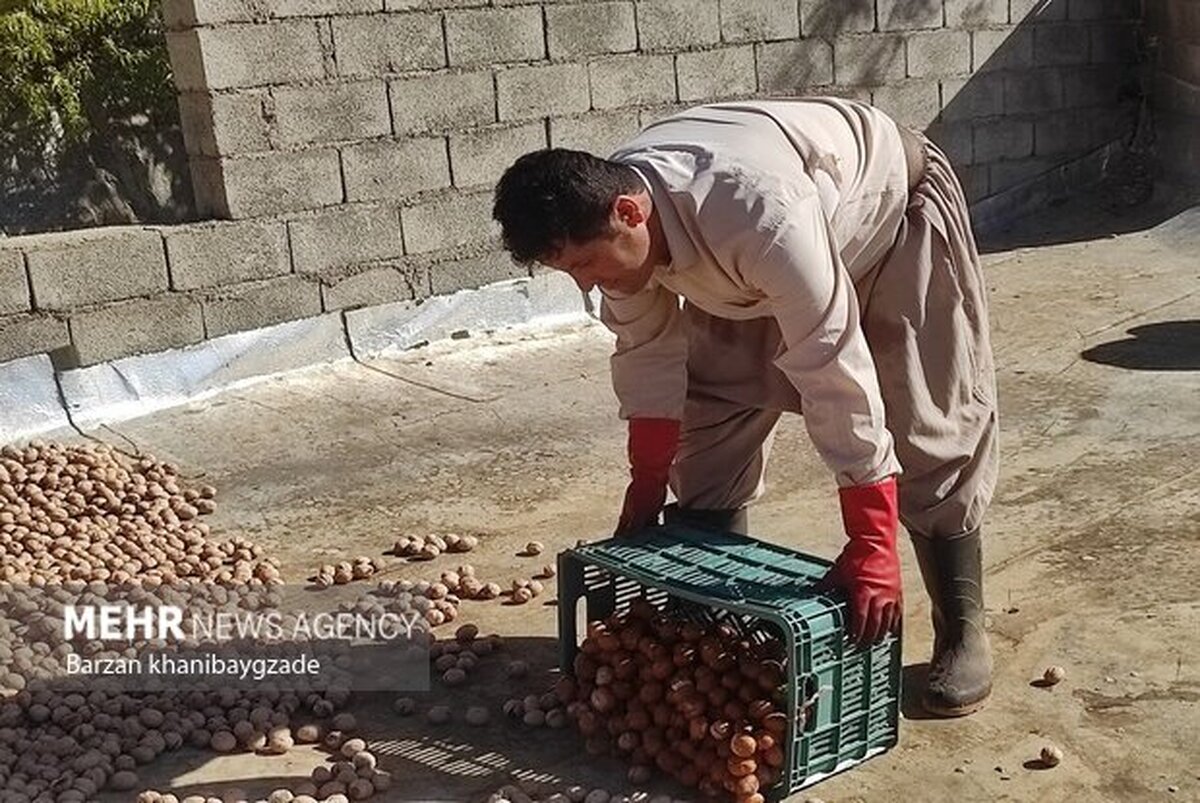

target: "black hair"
[492,148,643,265]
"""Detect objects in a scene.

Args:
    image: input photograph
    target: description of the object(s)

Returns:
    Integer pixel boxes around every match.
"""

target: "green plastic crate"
[556,524,901,799]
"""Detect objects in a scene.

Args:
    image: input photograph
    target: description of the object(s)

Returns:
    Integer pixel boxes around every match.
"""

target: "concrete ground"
[77,189,1199,803]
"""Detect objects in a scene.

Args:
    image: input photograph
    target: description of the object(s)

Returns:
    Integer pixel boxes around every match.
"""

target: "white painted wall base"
[0,273,600,445]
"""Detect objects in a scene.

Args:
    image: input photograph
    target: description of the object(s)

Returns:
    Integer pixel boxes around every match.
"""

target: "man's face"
[545,195,658,295]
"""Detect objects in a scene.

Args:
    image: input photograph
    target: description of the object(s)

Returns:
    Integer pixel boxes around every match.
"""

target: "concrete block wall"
[0,0,1144,369]
[1146,0,1200,180]
[0,215,519,366]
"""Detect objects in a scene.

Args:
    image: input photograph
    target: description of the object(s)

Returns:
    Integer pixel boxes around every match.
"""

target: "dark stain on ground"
[1075,681,1200,713]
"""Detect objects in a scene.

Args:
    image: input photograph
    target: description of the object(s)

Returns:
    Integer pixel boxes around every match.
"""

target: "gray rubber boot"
[662,504,749,535]
[910,529,993,717]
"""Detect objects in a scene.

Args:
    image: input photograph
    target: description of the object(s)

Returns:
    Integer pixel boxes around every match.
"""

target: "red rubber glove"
[615,418,680,536]
[820,476,903,645]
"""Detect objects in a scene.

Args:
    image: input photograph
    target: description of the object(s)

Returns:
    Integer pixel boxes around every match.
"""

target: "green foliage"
[0,0,176,175]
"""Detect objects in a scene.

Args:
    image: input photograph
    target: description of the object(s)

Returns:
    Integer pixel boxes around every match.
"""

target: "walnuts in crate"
[559,599,789,802]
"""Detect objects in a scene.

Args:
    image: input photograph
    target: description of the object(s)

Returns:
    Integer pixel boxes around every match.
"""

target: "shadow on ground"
[1081,320,1200,371]
[977,182,1200,253]
[97,635,690,803]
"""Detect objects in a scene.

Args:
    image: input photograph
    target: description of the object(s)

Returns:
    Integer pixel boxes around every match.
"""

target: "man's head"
[493,148,664,294]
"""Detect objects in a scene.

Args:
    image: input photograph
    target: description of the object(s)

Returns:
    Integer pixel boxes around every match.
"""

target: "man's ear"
[613,195,645,228]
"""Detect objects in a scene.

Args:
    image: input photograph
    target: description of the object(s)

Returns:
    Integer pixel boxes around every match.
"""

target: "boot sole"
[922,691,991,718]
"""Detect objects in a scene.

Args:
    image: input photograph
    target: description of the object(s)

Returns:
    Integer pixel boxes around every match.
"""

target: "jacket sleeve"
[598,279,689,421]
[742,193,901,487]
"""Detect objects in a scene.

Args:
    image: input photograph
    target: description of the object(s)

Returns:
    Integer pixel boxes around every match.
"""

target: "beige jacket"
[602,97,911,487]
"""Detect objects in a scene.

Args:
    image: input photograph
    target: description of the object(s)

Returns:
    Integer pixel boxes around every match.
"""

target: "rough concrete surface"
[66,193,1198,802]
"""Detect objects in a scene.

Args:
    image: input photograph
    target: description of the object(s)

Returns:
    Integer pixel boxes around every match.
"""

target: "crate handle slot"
[798,675,822,734]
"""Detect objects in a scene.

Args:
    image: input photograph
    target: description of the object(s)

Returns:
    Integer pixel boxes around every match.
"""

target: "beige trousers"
[670,141,999,539]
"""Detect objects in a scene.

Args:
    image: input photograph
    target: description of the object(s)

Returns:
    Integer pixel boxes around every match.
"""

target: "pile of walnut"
[0,441,279,586]
[0,571,415,800]
[487,786,687,803]
[556,600,789,803]
[0,441,410,801]
[0,678,358,802]
[391,532,478,560]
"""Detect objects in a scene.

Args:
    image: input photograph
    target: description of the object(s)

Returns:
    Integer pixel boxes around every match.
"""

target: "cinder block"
[1156,112,1200,181]
[24,228,167,311]
[164,30,207,91]
[496,63,590,121]
[1004,70,1064,114]
[0,313,70,364]
[757,40,834,94]
[70,295,205,366]
[402,192,496,254]
[926,121,974,164]
[1089,103,1134,145]
[944,0,1007,27]
[1090,23,1138,63]
[1035,24,1090,65]
[0,249,30,315]
[1162,41,1200,87]
[637,0,719,50]
[388,0,486,9]
[449,122,547,188]
[343,137,452,202]
[201,276,323,338]
[801,0,874,37]
[1162,0,1200,38]
[445,6,544,67]
[192,150,343,218]
[958,164,990,202]
[589,55,677,110]
[834,35,906,85]
[990,157,1056,190]
[289,205,404,275]
[161,0,257,29]
[176,91,272,157]
[1143,0,1167,32]
[1011,0,1067,22]
[271,81,390,146]
[1156,72,1200,119]
[322,265,425,310]
[271,0,380,17]
[871,80,942,128]
[389,72,496,134]
[1061,65,1124,107]
[1034,109,1091,155]
[430,251,526,295]
[720,0,800,43]
[333,13,445,77]
[163,0,378,27]
[166,22,326,91]
[1068,0,1137,20]
[677,46,756,102]
[877,0,943,31]
[549,111,641,155]
[165,220,290,291]
[941,74,1005,121]
[907,30,971,78]
[546,2,636,59]
[973,27,1034,71]
[974,119,1034,161]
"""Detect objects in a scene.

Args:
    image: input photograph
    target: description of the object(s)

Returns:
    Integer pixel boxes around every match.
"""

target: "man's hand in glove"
[615,418,680,536]
[819,476,903,645]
